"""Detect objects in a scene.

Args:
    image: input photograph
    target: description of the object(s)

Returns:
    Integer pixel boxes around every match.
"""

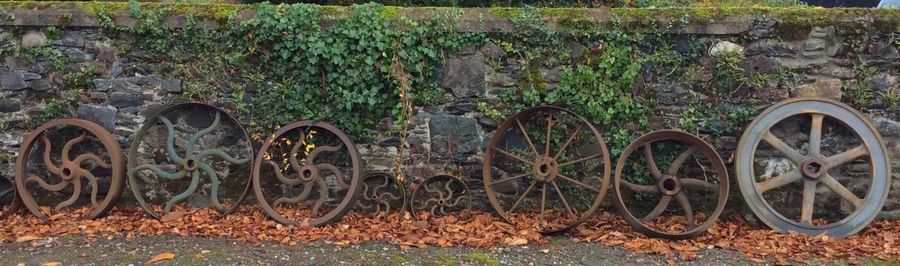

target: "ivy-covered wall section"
[0,2,899,217]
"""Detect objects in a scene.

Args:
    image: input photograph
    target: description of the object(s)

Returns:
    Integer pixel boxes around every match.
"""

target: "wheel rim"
[735,97,890,238]
[252,121,361,226]
[409,174,471,218]
[355,172,407,218]
[15,119,124,220]
[128,103,253,219]
[482,106,611,234]
[613,130,729,239]
[0,175,21,218]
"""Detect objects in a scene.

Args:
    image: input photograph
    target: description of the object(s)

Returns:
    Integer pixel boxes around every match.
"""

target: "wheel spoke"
[675,192,695,227]
[492,147,534,166]
[825,145,868,168]
[544,113,553,156]
[821,174,864,210]
[551,180,578,218]
[540,183,547,227]
[490,172,530,186]
[808,114,824,156]
[756,169,801,193]
[762,131,806,164]
[640,195,672,221]
[515,118,540,156]
[559,153,603,167]
[507,182,537,214]
[553,124,584,160]
[666,145,697,175]
[620,180,658,194]
[800,180,816,224]
[643,145,662,179]
[681,178,719,192]
[556,174,601,193]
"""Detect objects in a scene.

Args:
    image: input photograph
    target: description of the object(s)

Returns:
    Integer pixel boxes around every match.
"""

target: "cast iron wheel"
[0,175,21,218]
[355,172,407,217]
[483,106,611,234]
[613,130,728,239]
[128,103,254,219]
[15,119,124,220]
[735,97,890,238]
[252,121,361,226]
[409,174,470,218]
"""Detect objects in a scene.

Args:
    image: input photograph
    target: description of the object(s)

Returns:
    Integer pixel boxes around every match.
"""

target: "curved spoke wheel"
[128,103,253,219]
[483,106,611,234]
[409,174,471,218]
[252,121,361,226]
[613,130,728,239]
[736,97,890,238]
[355,172,407,218]
[0,175,22,219]
[15,119,124,220]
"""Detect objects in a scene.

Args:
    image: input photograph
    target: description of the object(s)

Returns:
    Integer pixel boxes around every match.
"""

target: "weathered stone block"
[429,114,481,156]
[76,104,117,131]
[0,72,27,91]
[439,53,486,98]
[792,78,842,100]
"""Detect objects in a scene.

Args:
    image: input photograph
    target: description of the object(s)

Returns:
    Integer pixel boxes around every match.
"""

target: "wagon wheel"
[613,130,728,239]
[15,119,124,220]
[483,106,611,234]
[735,97,890,238]
[409,174,470,218]
[253,121,361,226]
[1,175,22,219]
[128,103,253,219]
[355,172,407,218]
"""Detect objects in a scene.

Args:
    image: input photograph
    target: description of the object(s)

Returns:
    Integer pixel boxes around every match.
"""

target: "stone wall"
[1,4,900,219]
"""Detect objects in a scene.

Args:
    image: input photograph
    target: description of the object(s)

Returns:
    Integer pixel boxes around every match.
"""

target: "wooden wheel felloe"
[483,106,611,234]
[15,119,124,220]
[355,172,407,217]
[613,130,728,239]
[409,174,470,218]
[735,97,890,238]
[128,103,253,219]
[252,121,362,226]
[0,175,21,219]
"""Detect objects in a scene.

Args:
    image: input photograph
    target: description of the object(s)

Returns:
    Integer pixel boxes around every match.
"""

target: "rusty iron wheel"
[252,121,361,226]
[128,103,254,219]
[355,172,407,217]
[409,174,470,218]
[15,119,124,220]
[613,130,729,239]
[483,106,611,234]
[1,175,22,219]
[736,97,890,238]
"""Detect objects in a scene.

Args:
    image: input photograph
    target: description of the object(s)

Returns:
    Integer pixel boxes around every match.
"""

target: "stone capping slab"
[0,2,898,34]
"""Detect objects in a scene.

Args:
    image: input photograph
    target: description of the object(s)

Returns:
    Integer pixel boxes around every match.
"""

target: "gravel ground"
[0,235,765,266]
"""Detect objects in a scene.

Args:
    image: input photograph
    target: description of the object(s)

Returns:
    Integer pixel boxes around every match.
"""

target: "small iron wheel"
[613,130,729,239]
[252,121,362,226]
[0,175,22,219]
[483,106,611,234]
[15,119,125,220]
[409,174,470,218]
[735,97,890,238]
[355,172,407,217]
[128,103,254,219]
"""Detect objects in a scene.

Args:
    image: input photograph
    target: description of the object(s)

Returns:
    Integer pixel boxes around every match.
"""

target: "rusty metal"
[0,175,21,219]
[356,172,407,217]
[483,106,611,234]
[15,119,124,220]
[128,103,253,219]
[252,121,361,226]
[613,130,728,239]
[735,97,890,238]
[409,174,470,218]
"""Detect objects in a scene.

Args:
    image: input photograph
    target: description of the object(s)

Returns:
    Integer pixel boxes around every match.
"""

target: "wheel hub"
[182,157,199,172]
[657,175,682,196]
[800,158,826,180]
[299,165,318,182]
[532,156,559,183]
